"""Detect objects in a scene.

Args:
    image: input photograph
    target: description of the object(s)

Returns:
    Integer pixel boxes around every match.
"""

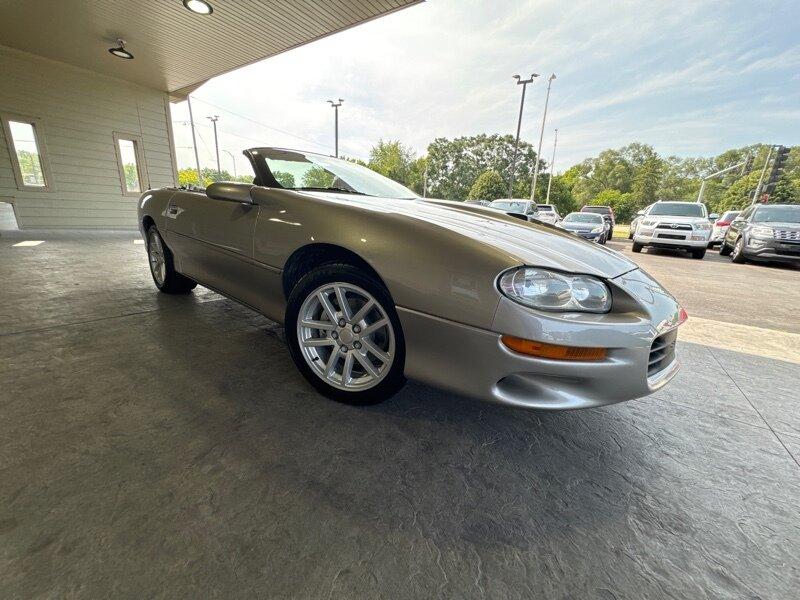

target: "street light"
[530,73,556,201]
[545,128,558,204]
[221,149,237,179]
[327,99,343,157]
[508,73,539,199]
[207,115,221,180]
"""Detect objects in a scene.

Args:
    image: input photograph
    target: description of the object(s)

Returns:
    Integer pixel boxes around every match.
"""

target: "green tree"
[468,170,506,201]
[368,140,415,184]
[425,134,538,200]
[302,166,335,188]
[272,170,296,188]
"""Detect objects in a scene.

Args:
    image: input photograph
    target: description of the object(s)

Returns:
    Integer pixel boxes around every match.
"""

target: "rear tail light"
[678,307,688,325]
[715,220,730,227]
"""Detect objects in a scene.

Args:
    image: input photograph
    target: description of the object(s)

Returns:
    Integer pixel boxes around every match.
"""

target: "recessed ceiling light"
[108,39,134,60]
[183,0,213,14]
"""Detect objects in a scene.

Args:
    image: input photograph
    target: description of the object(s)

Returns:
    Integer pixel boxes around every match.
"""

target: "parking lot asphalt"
[1,230,799,599]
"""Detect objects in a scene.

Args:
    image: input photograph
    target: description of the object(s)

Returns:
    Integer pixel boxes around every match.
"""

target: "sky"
[171,0,800,178]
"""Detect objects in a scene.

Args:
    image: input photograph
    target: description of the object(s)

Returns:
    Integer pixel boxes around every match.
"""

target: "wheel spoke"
[342,351,354,385]
[325,350,339,377]
[354,350,380,379]
[334,285,351,320]
[361,317,389,336]
[350,299,375,324]
[302,337,335,347]
[317,290,338,323]
[301,319,335,331]
[361,338,390,364]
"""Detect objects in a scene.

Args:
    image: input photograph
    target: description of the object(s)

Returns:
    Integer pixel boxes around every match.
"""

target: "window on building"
[1,114,52,191]
[113,133,147,195]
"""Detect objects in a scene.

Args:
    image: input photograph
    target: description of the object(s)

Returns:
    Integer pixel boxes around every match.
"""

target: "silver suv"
[632,201,716,259]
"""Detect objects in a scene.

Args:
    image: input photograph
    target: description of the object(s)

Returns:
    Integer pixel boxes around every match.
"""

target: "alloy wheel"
[148,231,166,285]
[296,282,395,391]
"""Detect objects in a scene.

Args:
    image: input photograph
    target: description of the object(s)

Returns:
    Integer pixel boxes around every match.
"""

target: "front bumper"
[635,230,709,249]
[564,229,603,241]
[399,268,682,410]
[743,237,800,263]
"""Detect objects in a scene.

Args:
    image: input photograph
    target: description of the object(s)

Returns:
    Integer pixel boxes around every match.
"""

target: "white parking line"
[681,316,800,365]
[133,239,144,245]
[12,240,45,247]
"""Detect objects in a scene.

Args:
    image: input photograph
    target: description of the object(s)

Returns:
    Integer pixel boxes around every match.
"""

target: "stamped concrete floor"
[1,231,799,599]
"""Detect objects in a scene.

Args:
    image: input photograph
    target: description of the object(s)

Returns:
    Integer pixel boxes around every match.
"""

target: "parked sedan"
[558,212,609,244]
[709,210,740,248]
[581,205,615,238]
[138,146,685,410]
[720,204,800,265]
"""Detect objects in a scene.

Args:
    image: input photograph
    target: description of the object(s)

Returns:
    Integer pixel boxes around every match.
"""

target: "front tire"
[146,225,196,294]
[691,248,706,260]
[632,241,643,253]
[285,263,406,405]
[719,240,732,256]
[731,237,747,264]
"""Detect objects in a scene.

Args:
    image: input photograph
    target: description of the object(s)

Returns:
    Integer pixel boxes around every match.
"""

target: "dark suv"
[720,204,800,265]
[581,205,615,239]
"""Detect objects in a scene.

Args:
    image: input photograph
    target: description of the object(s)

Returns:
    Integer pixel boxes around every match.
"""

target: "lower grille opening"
[648,329,677,377]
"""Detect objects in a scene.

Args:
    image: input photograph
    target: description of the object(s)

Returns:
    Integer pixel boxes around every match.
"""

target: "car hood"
[304,193,637,278]
[561,222,601,230]
[757,221,800,229]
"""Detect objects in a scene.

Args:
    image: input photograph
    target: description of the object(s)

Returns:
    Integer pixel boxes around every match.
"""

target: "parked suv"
[581,205,615,238]
[632,201,715,259]
[535,203,561,225]
[489,199,539,222]
[720,204,800,265]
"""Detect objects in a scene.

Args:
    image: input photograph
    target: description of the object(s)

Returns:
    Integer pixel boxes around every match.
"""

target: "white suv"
[632,201,716,260]
[535,204,561,225]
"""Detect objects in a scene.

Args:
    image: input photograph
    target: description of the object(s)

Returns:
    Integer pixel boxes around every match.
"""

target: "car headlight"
[640,219,656,227]
[591,226,604,233]
[498,267,612,313]
[694,221,711,231]
[751,226,774,238]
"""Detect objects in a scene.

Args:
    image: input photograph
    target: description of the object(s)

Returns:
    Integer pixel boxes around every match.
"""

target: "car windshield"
[649,202,705,217]
[753,205,800,223]
[258,148,417,199]
[582,206,610,215]
[563,213,602,224]
[490,200,530,212]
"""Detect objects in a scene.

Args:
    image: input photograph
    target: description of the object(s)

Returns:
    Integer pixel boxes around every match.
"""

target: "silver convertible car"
[138,147,685,409]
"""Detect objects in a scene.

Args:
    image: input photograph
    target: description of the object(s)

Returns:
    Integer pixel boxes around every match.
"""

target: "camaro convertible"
[138,147,685,409]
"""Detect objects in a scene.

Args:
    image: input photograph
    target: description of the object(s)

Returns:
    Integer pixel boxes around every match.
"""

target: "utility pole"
[186,96,202,185]
[751,146,774,205]
[545,128,558,204]
[508,73,539,199]
[423,161,428,198]
[207,115,221,180]
[530,73,556,201]
[327,99,343,157]
[222,149,237,179]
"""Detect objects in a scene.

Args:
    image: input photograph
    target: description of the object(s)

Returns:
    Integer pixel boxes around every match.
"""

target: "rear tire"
[146,225,196,294]
[731,237,747,264]
[719,240,732,256]
[632,241,643,253]
[285,263,406,405]
[691,248,706,260]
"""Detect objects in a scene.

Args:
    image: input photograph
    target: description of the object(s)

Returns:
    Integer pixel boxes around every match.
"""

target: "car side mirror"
[636,211,645,216]
[709,213,719,221]
[206,182,254,204]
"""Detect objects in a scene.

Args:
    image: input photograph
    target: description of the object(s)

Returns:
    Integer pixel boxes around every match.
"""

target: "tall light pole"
[530,73,556,201]
[207,115,221,180]
[545,128,558,204]
[327,99,343,157]
[221,149,237,179]
[508,73,538,198]
[186,96,202,185]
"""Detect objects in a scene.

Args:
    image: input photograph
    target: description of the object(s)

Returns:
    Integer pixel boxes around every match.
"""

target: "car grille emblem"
[670,223,679,229]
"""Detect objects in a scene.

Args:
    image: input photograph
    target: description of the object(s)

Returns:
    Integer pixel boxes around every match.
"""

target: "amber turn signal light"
[501,335,607,361]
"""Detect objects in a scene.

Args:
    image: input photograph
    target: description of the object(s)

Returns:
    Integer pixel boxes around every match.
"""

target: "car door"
[164,190,260,304]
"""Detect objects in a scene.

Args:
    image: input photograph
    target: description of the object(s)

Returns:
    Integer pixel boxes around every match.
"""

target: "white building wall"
[0,45,177,229]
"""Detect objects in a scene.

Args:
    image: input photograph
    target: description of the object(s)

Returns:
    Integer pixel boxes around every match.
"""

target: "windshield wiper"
[293,186,371,196]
